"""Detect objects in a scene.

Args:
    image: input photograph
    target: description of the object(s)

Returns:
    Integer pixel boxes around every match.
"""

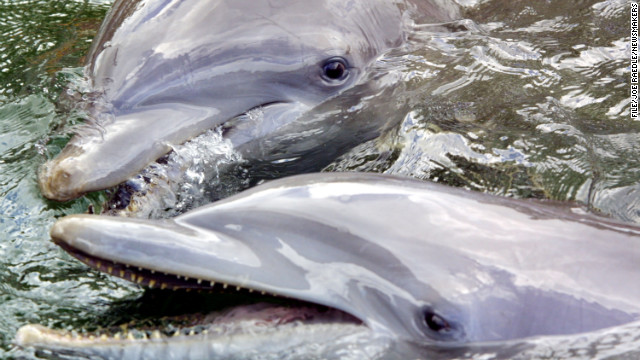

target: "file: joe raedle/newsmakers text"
[632,2,639,120]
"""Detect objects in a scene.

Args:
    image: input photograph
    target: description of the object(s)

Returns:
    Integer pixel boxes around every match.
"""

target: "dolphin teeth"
[96,261,102,269]
[210,281,215,287]
[127,333,135,341]
[236,286,241,291]
[119,270,125,277]
[107,266,113,274]
[138,267,143,271]
[113,333,121,340]
[223,283,228,289]
[261,291,266,295]
[148,280,156,288]
[100,334,108,341]
[130,274,137,282]
[161,283,167,290]
[197,279,202,284]
[150,270,155,274]
[188,330,195,336]
[151,330,161,339]
[248,289,254,293]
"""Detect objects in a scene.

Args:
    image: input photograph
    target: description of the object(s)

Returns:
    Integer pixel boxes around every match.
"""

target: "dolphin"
[17,173,640,358]
[38,0,461,201]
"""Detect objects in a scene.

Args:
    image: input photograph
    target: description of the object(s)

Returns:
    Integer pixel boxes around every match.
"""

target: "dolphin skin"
[17,173,640,358]
[38,0,461,201]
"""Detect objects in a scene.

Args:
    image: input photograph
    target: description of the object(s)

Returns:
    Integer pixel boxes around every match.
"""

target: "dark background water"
[0,0,637,358]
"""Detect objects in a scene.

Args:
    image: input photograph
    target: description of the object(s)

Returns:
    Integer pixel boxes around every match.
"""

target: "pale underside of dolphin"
[17,173,640,359]
[38,0,461,201]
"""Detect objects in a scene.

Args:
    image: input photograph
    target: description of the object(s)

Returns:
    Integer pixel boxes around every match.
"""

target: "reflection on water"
[0,0,637,358]
[331,0,639,223]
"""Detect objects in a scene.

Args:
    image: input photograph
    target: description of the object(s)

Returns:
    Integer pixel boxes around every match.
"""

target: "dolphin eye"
[321,57,349,82]
[424,310,451,333]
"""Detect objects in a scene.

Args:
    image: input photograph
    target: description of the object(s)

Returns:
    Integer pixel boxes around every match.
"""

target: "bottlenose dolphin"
[39,0,461,201]
[17,173,640,358]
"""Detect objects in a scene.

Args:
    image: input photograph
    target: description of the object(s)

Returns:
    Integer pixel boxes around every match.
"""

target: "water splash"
[103,128,246,219]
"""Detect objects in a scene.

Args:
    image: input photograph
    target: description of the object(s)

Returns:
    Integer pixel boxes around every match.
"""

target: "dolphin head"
[43,173,640,347]
[46,179,469,344]
[38,0,462,201]
[49,214,466,343]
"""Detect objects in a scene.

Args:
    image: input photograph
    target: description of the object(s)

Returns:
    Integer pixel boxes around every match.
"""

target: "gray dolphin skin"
[38,0,461,201]
[17,173,640,359]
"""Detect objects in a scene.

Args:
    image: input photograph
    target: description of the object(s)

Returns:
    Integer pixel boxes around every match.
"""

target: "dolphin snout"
[49,215,76,243]
[39,147,89,202]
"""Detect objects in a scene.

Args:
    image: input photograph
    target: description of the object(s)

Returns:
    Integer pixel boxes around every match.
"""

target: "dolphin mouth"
[38,101,290,203]
[16,228,362,352]
[16,304,363,356]
[99,101,293,215]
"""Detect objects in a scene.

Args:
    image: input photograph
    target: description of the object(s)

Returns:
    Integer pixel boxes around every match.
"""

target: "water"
[331,0,639,222]
[0,1,131,358]
[0,0,637,359]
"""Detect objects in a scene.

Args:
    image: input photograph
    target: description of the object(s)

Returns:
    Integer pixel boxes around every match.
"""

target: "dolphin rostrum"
[17,173,640,358]
[39,0,461,201]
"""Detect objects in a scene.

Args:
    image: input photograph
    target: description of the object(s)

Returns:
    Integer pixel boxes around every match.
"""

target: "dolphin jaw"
[49,216,265,294]
[53,236,276,295]
[22,220,367,354]
[45,215,376,344]
[48,215,336,310]
[38,100,296,203]
[15,305,364,353]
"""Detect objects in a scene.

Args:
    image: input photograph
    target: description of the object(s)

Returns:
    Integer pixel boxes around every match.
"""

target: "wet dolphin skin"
[38,0,460,201]
[18,173,640,359]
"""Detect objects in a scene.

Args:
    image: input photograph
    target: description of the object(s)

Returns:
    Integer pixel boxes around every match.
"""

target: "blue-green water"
[0,1,133,358]
[0,0,638,359]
